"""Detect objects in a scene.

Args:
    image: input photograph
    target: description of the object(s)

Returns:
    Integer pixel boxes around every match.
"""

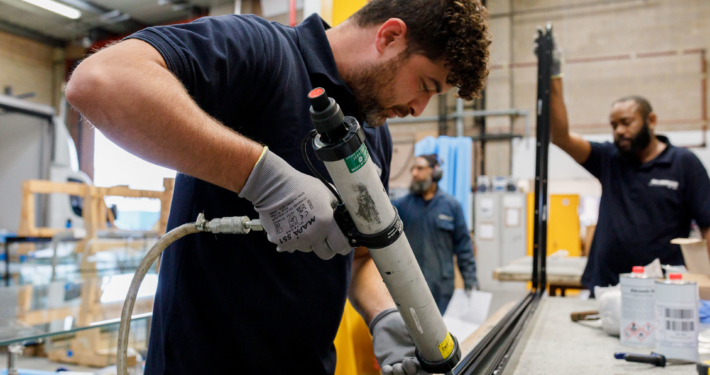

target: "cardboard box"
[672,238,710,274]
[678,273,710,300]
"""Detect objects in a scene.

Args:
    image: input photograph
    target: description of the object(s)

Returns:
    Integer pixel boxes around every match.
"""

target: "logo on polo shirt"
[648,178,679,190]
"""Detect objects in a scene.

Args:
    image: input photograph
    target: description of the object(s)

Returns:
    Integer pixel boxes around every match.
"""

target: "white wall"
[94,130,175,212]
[0,113,50,232]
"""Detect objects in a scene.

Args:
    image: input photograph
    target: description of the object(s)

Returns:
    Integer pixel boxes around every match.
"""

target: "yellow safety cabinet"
[333,300,379,375]
[526,193,581,257]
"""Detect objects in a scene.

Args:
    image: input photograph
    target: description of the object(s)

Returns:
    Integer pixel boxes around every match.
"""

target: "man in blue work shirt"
[539,34,710,291]
[393,155,477,313]
[67,1,491,374]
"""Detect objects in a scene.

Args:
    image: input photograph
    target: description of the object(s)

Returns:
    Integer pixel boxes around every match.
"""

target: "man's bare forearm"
[702,227,710,260]
[550,78,591,163]
[65,39,263,193]
[349,247,396,325]
[550,78,570,144]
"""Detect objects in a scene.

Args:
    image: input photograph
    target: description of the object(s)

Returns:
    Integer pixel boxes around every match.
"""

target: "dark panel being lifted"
[454,25,553,375]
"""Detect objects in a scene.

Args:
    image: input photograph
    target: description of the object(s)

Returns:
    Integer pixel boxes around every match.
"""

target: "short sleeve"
[125,15,274,116]
[683,152,710,228]
[580,141,615,180]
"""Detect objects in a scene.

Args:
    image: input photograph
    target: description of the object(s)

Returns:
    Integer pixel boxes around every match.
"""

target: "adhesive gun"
[303,87,461,374]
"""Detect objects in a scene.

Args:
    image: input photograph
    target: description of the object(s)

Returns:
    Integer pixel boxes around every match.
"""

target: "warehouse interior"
[1,0,710,374]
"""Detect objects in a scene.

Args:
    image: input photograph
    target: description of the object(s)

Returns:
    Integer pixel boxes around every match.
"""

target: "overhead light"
[21,0,82,19]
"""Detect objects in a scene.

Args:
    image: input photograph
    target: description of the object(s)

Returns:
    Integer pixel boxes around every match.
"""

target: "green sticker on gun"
[344,144,369,173]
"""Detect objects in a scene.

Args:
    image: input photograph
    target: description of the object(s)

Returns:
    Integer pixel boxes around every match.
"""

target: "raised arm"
[65,39,262,193]
[550,78,592,164]
[534,28,592,164]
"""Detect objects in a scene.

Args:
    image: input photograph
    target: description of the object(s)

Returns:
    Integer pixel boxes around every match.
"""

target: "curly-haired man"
[66,0,490,374]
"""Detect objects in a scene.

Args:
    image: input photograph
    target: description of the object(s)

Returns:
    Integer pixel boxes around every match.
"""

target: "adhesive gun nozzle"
[308,87,330,112]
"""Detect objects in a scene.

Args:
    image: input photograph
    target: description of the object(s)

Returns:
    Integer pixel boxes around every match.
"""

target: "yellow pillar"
[330,0,367,26]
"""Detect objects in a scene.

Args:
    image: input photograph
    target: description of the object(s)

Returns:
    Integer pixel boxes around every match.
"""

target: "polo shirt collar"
[650,135,674,166]
[296,14,348,90]
[620,134,674,168]
[635,134,673,168]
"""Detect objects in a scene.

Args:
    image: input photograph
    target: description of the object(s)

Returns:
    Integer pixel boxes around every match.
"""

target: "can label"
[620,276,656,347]
[655,283,699,362]
[344,144,369,173]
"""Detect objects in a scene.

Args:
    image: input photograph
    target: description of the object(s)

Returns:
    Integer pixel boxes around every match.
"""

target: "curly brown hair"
[352,0,491,100]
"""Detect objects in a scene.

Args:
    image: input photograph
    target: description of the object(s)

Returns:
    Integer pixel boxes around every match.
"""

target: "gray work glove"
[370,308,430,375]
[532,25,562,78]
[239,148,351,260]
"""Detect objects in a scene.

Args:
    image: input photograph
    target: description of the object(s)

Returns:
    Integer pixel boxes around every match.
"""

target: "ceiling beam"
[0,19,65,47]
[60,0,146,30]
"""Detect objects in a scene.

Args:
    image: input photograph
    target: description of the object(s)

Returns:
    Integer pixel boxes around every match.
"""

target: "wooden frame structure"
[18,178,174,238]
[8,178,174,366]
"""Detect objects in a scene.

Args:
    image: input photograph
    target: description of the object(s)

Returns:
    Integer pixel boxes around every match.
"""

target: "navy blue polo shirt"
[581,136,710,290]
[127,14,392,375]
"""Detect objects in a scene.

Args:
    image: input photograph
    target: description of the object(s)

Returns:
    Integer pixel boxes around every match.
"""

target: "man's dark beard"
[341,55,408,127]
[614,120,651,159]
[410,178,433,195]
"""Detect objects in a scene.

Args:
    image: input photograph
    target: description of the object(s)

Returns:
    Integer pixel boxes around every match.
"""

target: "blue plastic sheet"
[699,300,710,324]
[414,136,473,228]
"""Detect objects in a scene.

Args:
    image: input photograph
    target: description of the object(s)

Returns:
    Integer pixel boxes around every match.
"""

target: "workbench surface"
[493,256,587,285]
[504,297,709,375]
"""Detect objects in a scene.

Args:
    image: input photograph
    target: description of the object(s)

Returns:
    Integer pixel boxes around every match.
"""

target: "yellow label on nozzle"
[438,332,454,358]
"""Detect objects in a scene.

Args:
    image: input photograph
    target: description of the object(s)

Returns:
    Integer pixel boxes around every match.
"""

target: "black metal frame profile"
[531,26,552,293]
[453,25,553,375]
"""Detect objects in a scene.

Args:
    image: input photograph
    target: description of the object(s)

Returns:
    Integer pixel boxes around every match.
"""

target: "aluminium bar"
[456,98,465,136]
[386,109,530,124]
[0,95,54,120]
[387,109,529,132]
[469,134,523,141]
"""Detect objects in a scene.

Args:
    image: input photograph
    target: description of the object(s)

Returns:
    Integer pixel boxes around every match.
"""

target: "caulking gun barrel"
[307,88,460,373]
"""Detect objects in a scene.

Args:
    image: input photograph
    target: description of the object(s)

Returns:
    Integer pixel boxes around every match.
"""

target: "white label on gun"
[410,308,424,334]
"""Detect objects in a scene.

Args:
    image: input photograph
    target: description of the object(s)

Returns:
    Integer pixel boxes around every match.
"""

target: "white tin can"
[620,266,657,347]
[654,274,699,362]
